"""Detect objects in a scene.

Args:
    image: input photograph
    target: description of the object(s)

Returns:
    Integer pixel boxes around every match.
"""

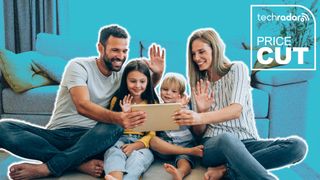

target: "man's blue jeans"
[0,119,123,176]
[202,133,307,180]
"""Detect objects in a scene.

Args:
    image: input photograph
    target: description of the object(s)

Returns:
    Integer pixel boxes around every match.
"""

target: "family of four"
[0,24,307,180]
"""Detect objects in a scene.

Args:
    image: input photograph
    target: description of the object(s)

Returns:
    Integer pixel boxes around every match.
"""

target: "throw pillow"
[32,55,68,83]
[0,49,53,93]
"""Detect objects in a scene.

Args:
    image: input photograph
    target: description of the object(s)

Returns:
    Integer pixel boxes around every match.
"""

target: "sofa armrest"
[253,71,315,86]
[252,72,313,138]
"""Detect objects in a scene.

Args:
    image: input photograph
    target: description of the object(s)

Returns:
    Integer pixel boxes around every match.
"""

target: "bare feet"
[164,163,183,180]
[9,162,51,180]
[204,165,226,180]
[189,145,204,157]
[77,159,104,177]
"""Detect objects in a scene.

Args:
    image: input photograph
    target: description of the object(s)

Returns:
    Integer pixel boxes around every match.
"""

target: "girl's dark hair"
[111,60,159,112]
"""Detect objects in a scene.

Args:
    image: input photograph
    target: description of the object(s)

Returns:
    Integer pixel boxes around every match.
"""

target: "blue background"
[0,0,319,179]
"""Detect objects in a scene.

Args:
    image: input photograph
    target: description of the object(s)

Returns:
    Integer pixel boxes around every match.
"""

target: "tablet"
[131,103,181,132]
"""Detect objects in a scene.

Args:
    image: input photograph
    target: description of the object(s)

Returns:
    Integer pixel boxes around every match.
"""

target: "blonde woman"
[173,28,307,180]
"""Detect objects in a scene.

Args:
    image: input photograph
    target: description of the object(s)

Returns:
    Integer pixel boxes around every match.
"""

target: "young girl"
[104,60,159,180]
[150,73,203,180]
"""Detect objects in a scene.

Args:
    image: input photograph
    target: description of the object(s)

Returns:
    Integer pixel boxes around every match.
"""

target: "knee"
[215,133,242,149]
[129,149,154,168]
[0,121,20,146]
[203,133,236,151]
[104,145,125,159]
[94,123,124,139]
[202,133,243,164]
[0,122,9,142]
[287,137,308,163]
[149,137,160,150]
[0,120,15,130]
[0,120,18,137]
[107,124,123,139]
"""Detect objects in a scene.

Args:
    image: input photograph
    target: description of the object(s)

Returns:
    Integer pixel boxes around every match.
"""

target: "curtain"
[3,0,60,53]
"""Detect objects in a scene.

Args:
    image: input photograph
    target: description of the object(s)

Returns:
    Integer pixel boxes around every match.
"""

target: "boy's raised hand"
[120,95,133,113]
[193,79,214,113]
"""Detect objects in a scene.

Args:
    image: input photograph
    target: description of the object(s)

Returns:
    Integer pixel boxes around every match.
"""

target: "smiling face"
[100,36,129,72]
[191,38,213,71]
[126,70,148,98]
[160,84,181,103]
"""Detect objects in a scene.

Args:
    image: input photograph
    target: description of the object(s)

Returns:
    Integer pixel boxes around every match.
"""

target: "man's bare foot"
[204,165,226,180]
[189,145,204,157]
[77,159,104,177]
[164,163,183,180]
[8,162,51,180]
[105,174,118,180]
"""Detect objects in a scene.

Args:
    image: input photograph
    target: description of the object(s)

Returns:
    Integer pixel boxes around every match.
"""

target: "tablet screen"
[131,103,181,132]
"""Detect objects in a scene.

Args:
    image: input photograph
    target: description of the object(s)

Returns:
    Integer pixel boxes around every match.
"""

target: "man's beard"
[103,55,126,72]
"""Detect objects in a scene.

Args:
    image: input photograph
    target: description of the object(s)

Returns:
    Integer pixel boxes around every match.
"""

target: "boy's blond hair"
[160,73,187,96]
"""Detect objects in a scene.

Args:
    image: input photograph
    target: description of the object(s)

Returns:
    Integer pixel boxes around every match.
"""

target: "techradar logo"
[250,5,316,71]
[257,12,310,22]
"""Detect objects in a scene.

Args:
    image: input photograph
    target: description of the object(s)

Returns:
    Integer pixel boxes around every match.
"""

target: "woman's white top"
[192,62,259,140]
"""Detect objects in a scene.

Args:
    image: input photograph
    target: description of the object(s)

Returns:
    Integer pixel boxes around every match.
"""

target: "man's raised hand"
[145,44,165,75]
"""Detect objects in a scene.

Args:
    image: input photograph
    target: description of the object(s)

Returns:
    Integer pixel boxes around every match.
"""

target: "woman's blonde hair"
[160,73,186,96]
[187,28,231,88]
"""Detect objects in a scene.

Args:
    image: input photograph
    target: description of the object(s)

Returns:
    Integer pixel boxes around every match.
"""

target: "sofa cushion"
[0,50,53,93]
[2,85,58,115]
[252,89,268,118]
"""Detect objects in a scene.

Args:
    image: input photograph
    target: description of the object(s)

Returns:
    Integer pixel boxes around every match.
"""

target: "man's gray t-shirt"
[46,57,122,130]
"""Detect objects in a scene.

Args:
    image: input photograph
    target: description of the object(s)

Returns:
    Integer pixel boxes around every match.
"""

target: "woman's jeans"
[104,134,154,180]
[202,133,307,180]
[0,120,123,176]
